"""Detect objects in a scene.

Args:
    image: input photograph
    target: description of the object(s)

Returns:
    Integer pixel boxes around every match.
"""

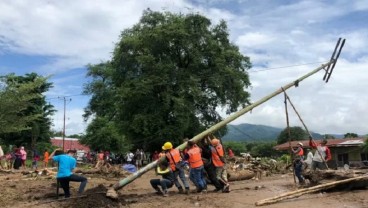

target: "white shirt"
[305,152,313,165]
[126,152,134,162]
[312,146,327,162]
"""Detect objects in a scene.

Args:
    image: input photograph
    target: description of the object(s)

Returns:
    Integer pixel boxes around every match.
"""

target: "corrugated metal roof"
[51,137,90,152]
[274,138,366,151]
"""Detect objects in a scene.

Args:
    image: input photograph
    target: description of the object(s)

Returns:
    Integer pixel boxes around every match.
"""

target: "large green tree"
[80,117,131,153]
[0,76,42,134]
[344,133,358,138]
[276,126,307,144]
[84,10,252,151]
[0,73,55,148]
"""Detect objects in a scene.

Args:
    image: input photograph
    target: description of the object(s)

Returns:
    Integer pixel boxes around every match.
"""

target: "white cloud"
[51,107,89,135]
[1,0,368,135]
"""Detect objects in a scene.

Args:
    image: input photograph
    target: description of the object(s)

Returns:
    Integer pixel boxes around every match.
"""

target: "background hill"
[222,123,323,142]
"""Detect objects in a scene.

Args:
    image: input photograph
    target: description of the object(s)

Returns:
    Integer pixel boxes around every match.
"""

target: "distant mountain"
[222,123,323,142]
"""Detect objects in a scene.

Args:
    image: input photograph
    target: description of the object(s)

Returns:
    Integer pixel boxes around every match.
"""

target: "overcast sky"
[1,0,367,136]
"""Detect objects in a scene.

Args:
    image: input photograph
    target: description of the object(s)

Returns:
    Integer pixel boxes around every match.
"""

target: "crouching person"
[150,160,175,197]
[50,149,88,198]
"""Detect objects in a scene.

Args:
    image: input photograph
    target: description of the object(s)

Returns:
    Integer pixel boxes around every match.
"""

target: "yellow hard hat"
[162,142,173,150]
[211,138,220,146]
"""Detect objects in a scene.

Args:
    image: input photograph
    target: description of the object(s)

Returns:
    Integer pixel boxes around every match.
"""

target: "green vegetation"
[83,10,252,151]
[0,73,55,148]
[344,132,358,138]
[276,126,307,144]
[223,141,280,158]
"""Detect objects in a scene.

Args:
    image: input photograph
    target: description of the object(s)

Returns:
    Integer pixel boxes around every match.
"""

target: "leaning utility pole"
[107,38,345,198]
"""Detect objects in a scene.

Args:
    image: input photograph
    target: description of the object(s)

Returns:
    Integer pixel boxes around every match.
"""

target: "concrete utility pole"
[58,96,72,151]
[106,38,345,198]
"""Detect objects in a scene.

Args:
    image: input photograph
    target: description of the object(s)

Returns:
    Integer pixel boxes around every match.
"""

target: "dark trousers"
[57,174,88,198]
[150,179,173,191]
[294,161,305,184]
[204,164,224,190]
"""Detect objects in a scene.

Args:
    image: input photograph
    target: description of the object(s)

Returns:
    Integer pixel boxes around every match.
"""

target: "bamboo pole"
[108,61,333,195]
[284,92,329,169]
[255,175,368,206]
[282,89,297,186]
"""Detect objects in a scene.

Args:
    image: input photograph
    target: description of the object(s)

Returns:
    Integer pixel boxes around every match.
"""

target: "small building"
[274,138,368,168]
[51,137,90,152]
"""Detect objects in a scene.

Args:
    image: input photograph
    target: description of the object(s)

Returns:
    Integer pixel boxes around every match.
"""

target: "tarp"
[122,164,137,173]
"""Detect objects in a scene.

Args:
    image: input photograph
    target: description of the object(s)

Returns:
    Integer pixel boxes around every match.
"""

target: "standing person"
[150,160,175,197]
[309,138,331,170]
[20,146,27,169]
[304,149,314,169]
[200,139,224,192]
[135,149,142,169]
[291,143,305,185]
[0,145,4,169]
[126,151,134,165]
[292,142,304,160]
[227,147,234,158]
[50,149,88,198]
[32,149,40,170]
[209,137,230,193]
[5,151,13,170]
[184,141,206,193]
[43,150,49,168]
[13,147,22,169]
[152,151,159,161]
[162,142,190,194]
[96,151,105,168]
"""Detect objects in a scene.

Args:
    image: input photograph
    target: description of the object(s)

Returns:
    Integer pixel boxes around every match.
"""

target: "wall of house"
[330,146,362,167]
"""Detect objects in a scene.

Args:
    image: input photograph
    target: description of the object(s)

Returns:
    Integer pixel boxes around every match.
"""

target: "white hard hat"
[298,142,303,146]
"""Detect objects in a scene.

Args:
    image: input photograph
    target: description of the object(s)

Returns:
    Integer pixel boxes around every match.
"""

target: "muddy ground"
[1,169,368,208]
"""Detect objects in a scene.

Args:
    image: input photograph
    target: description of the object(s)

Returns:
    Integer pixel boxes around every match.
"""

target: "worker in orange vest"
[184,141,207,193]
[209,137,230,193]
[292,142,305,185]
[162,142,190,194]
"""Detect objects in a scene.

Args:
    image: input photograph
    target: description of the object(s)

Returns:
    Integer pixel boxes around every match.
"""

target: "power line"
[45,60,327,99]
[249,61,326,73]
[46,94,88,101]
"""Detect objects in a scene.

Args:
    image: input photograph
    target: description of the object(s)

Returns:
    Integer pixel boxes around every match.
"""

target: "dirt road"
[1,170,367,208]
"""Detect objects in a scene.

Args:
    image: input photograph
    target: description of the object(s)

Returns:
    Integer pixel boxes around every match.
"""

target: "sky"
[1,0,367,136]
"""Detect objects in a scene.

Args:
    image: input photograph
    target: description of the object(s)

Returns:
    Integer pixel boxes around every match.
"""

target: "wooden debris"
[228,170,256,181]
[303,169,368,184]
[255,175,368,206]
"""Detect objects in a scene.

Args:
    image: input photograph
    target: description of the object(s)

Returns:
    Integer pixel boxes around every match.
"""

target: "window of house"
[337,153,349,165]
[361,153,368,166]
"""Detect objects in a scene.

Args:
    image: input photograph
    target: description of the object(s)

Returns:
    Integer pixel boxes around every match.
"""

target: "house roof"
[273,138,366,151]
[51,137,90,152]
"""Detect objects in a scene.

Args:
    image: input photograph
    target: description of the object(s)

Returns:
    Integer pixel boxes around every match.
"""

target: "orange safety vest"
[166,149,181,171]
[187,146,203,168]
[211,144,225,167]
[298,148,304,156]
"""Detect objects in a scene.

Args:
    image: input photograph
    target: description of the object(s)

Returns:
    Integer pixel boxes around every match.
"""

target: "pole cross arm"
[323,38,346,83]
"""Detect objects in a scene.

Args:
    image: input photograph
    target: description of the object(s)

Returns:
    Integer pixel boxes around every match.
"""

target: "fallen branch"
[255,175,368,206]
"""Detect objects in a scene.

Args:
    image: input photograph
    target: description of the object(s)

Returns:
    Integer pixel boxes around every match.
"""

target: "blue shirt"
[53,154,76,178]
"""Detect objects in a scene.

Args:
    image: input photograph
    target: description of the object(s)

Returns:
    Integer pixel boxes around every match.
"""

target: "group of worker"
[150,135,231,197]
[291,136,332,185]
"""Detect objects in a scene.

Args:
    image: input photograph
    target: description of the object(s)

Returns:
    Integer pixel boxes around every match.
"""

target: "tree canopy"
[344,133,358,138]
[0,73,55,147]
[276,126,307,144]
[84,10,252,151]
